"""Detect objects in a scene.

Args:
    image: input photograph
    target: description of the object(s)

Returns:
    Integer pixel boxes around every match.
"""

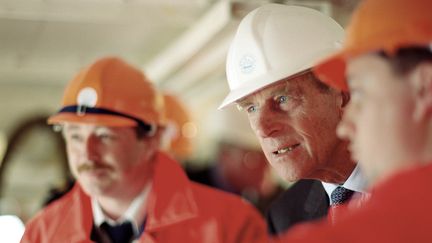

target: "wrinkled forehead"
[61,122,127,134]
[236,70,316,105]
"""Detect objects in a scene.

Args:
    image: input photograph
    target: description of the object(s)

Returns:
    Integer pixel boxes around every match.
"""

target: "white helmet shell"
[219,4,344,109]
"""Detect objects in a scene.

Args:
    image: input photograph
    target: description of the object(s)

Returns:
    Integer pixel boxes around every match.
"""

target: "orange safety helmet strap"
[57,105,155,134]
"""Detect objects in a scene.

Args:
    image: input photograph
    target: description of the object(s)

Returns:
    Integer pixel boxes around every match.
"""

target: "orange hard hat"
[162,93,194,159]
[314,0,432,91]
[48,57,165,131]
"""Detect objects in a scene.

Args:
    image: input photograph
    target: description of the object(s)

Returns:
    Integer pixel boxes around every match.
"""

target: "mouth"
[273,143,301,155]
[78,163,111,174]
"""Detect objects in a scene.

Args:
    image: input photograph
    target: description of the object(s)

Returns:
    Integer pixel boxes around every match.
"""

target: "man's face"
[339,53,421,183]
[237,72,349,182]
[62,123,158,197]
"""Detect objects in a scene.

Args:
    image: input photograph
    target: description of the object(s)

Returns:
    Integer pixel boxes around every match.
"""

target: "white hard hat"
[219,4,344,109]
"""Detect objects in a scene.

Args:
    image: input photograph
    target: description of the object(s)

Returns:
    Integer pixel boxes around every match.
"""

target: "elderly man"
[276,0,432,242]
[21,57,267,243]
[220,4,366,234]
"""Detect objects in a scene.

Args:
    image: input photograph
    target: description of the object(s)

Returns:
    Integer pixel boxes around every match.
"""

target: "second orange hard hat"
[162,93,194,160]
[314,0,432,91]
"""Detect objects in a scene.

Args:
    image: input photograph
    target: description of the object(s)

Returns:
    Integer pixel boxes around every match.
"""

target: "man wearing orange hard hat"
[160,93,195,162]
[20,57,267,243]
[275,0,432,242]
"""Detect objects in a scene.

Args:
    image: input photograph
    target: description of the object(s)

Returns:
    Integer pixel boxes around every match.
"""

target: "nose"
[85,135,100,162]
[253,105,283,138]
[337,103,356,141]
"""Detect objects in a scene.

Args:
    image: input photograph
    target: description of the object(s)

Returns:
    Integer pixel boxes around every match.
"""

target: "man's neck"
[322,161,356,184]
[97,197,130,220]
[310,141,356,184]
[96,178,151,221]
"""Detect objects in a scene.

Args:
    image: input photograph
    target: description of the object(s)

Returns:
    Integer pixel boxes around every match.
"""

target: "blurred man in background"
[21,57,267,243]
[188,107,283,215]
[220,4,366,234]
[160,93,195,163]
[161,92,282,215]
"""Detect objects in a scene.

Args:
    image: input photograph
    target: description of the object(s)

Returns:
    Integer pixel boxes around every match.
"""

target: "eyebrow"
[94,126,116,133]
[236,80,300,107]
[236,99,254,110]
[274,83,293,96]
[237,69,310,106]
[63,124,79,131]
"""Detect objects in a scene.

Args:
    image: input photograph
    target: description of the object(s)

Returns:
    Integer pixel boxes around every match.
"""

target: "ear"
[411,62,432,122]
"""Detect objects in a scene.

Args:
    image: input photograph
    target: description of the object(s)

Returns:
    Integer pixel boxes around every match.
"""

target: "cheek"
[66,145,80,164]
[259,146,274,165]
[116,140,154,169]
[354,104,387,162]
[257,139,273,158]
[65,147,81,176]
[360,102,393,140]
[299,109,339,144]
[104,147,131,169]
[247,114,260,131]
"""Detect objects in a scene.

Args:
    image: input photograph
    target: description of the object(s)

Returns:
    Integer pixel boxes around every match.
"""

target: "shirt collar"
[322,165,368,202]
[92,181,152,236]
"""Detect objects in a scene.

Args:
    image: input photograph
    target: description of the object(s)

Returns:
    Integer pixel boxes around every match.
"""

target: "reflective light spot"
[182,122,197,138]
[0,215,25,242]
[77,87,98,107]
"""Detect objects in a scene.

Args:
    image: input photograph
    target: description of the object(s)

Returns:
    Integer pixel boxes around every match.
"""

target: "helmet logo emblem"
[239,55,256,74]
[334,41,343,50]
[77,87,97,115]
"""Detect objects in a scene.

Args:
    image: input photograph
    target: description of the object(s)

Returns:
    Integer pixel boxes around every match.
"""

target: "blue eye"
[247,105,257,113]
[276,95,287,103]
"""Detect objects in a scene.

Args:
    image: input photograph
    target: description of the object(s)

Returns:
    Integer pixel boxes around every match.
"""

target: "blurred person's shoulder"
[266,179,328,235]
[190,181,260,214]
[22,183,91,242]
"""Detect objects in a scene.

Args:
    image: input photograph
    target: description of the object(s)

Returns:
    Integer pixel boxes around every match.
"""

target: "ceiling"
[0,0,359,160]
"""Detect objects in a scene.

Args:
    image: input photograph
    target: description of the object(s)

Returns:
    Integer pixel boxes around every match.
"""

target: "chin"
[80,180,111,196]
[279,171,302,183]
[270,163,299,182]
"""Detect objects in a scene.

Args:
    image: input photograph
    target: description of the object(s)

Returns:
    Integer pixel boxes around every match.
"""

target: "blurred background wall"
[0,0,360,223]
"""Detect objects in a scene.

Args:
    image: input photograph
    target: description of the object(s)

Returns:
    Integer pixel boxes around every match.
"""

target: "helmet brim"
[219,65,315,109]
[313,52,348,91]
[47,112,137,127]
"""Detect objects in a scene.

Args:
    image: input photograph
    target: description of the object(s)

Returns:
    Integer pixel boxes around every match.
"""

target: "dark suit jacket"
[266,179,329,235]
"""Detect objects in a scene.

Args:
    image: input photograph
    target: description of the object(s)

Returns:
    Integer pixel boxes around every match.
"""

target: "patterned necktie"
[100,221,134,243]
[328,186,355,224]
[330,186,355,205]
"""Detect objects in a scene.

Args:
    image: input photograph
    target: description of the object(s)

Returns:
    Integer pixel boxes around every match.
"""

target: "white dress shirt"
[322,165,368,204]
[92,182,152,239]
